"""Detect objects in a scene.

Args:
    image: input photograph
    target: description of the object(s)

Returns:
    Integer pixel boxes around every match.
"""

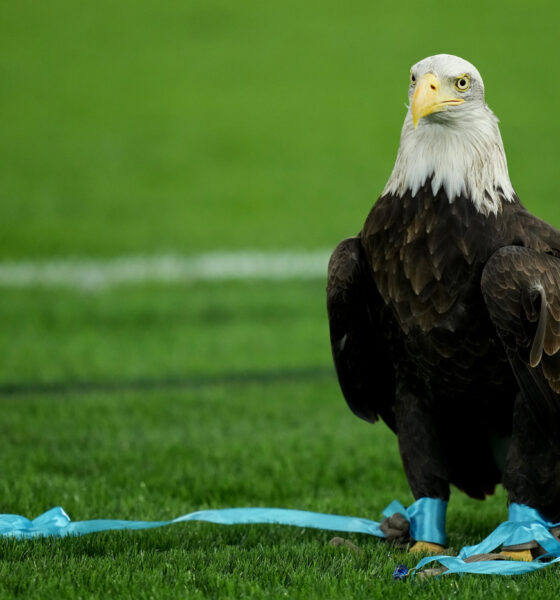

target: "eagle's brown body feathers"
[327,182,560,519]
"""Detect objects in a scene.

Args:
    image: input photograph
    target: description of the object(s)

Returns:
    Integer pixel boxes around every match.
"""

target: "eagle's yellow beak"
[412,73,465,128]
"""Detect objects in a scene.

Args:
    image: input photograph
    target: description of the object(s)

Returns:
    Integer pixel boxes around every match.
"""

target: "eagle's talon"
[409,541,445,554]
[499,549,534,562]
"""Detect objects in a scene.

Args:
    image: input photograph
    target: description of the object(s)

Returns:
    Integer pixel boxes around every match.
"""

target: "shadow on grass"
[0,366,335,398]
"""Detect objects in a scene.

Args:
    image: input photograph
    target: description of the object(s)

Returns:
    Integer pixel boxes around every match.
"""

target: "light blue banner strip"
[413,553,560,576]
[0,498,446,543]
[5,501,559,576]
[1,506,384,539]
[411,503,560,577]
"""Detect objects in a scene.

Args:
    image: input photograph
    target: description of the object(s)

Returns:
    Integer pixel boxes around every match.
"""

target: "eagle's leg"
[394,378,449,553]
[503,394,560,520]
[501,393,560,560]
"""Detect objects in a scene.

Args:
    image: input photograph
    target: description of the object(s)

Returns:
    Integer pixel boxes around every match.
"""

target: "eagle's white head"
[382,54,515,215]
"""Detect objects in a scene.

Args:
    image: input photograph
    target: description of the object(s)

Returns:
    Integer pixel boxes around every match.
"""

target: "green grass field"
[2,1,560,598]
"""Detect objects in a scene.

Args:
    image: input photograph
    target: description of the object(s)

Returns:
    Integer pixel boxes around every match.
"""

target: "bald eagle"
[327,54,560,556]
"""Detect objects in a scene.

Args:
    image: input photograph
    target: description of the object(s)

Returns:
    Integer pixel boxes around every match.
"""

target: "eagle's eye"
[455,75,471,91]
[410,72,416,85]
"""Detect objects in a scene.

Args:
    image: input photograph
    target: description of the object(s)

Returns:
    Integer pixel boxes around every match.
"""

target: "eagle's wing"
[327,237,396,428]
[481,246,560,432]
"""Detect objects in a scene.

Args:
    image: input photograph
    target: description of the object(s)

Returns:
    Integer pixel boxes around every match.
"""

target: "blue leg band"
[407,497,447,546]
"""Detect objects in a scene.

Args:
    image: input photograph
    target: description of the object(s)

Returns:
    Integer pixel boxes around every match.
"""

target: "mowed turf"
[3,0,560,598]
[2,1,560,258]
[1,280,559,599]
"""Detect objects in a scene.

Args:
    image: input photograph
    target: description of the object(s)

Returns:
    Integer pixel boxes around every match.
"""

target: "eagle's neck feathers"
[382,105,515,216]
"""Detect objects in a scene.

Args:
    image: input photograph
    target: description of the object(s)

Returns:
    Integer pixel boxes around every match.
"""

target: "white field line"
[0,250,332,290]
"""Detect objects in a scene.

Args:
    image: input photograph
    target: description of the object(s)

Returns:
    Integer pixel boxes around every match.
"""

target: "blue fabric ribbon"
[407,497,447,545]
[0,498,446,543]
[7,500,559,576]
[0,506,383,540]
[411,503,560,577]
